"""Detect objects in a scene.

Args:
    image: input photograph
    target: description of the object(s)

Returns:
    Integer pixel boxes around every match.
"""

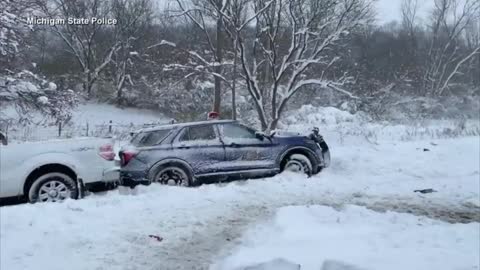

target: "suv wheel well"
[24,164,77,195]
[280,149,316,170]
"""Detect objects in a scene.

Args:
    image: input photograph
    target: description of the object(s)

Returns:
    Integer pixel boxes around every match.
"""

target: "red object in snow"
[207,111,219,120]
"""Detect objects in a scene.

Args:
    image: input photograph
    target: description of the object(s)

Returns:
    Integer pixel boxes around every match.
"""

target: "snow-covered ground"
[1,134,478,270]
[1,104,479,269]
[212,204,480,270]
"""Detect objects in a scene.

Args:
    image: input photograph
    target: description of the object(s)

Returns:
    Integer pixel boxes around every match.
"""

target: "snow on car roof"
[138,119,238,133]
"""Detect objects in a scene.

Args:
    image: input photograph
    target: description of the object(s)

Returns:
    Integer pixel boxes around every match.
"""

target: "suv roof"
[138,119,238,133]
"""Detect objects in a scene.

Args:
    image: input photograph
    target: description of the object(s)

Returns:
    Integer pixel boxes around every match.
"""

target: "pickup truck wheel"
[153,166,191,187]
[28,172,78,203]
[283,154,313,176]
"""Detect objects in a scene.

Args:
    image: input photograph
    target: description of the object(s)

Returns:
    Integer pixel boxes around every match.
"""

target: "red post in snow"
[207,111,219,120]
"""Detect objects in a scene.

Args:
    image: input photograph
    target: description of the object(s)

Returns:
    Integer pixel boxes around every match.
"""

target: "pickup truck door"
[0,144,23,197]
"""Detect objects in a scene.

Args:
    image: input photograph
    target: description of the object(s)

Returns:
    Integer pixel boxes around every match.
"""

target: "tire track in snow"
[142,184,479,270]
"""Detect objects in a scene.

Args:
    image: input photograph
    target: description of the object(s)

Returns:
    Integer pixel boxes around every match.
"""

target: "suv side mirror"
[255,132,265,141]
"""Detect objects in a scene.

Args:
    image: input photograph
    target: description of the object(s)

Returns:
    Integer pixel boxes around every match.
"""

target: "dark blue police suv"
[119,120,330,187]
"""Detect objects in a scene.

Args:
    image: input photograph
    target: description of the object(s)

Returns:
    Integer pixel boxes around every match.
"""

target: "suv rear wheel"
[28,172,78,203]
[283,154,313,176]
[152,166,191,186]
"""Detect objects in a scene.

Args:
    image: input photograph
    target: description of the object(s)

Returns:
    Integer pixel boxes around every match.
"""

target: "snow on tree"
[35,0,120,97]
[0,0,21,57]
[173,0,230,114]
[423,0,480,96]
[0,0,77,126]
[0,0,34,60]
[0,70,78,125]
[110,0,153,105]
[216,0,373,130]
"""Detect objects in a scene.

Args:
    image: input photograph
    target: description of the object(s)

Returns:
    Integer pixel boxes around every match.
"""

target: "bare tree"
[218,0,373,130]
[0,0,36,66]
[401,0,418,37]
[173,0,229,114]
[1,0,77,125]
[424,0,480,95]
[36,0,120,97]
[110,0,153,104]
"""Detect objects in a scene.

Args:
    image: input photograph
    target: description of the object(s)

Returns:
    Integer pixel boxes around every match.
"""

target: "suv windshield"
[131,129,171,146]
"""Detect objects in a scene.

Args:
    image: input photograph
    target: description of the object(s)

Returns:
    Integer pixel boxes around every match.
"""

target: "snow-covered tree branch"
[35,0,121,97]
[221,0,373,130]
[1,0,77,125]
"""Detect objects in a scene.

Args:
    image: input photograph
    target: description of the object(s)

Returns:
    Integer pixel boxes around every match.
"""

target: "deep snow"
[1,136,479,270]
[212,205,480,270]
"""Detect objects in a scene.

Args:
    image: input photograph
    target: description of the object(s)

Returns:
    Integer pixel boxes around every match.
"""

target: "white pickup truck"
[0,133,119,202]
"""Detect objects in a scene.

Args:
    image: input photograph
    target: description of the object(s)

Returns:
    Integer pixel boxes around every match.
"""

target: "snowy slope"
[70,103,168,125]
[1,136,478,270]
[1,102,169,141]
[212,205,480,270]
[1,102,167,125]
[280,105,480,143]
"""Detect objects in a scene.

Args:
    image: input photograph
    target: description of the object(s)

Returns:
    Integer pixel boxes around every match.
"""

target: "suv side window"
[179,125,216,141]
[131,129,171,146]
[221,123,256,139]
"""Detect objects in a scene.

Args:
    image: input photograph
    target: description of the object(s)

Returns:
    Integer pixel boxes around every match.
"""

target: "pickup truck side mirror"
[0,132,7,146]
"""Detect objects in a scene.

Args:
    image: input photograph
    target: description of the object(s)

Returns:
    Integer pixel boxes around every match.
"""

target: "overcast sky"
[157,0,436,26]
[376,0,435,25]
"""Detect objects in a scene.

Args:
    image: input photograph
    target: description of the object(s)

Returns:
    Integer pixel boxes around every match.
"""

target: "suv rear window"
[131,129,171,146]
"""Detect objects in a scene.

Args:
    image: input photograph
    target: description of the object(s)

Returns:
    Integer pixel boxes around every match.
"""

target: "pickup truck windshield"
[131,129,171,146]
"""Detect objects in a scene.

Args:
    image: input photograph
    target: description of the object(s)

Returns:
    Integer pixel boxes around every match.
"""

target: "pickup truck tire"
[28,172,78,203]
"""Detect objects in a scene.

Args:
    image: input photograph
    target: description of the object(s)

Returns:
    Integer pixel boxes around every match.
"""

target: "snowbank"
[281,105,480,143]
[212,205,480,270]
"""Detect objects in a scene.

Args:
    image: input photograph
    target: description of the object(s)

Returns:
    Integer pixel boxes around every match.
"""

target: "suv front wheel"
[283,154,313,176]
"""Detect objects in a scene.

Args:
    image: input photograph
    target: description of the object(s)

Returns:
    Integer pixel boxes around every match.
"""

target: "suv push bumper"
[322,149,331,168]
[120,171,150,187]
[103,166,120,182]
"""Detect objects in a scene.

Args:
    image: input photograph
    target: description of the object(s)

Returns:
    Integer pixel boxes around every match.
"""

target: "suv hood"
[272,130,303,137]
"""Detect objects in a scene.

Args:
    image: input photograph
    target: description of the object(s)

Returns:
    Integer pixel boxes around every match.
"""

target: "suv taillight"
[120,150,138,166]
[99,143,115,161]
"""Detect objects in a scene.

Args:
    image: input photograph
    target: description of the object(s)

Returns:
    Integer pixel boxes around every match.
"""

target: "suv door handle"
[178,145,190,149]
[230,143,240,148]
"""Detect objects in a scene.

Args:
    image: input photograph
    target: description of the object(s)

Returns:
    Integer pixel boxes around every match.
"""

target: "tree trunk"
[117,86,123,105]
[213,13,224,114]
[232,35,238,120]
[84,71,93,98]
